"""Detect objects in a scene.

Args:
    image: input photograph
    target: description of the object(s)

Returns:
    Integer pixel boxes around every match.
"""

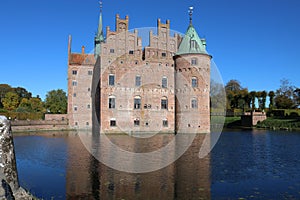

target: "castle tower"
[174,7,211,133]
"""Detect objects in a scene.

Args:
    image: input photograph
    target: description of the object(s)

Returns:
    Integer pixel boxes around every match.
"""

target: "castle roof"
[176,24,208,55]
[69,53,96,65]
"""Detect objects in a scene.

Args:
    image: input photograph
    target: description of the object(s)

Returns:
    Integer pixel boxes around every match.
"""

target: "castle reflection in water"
[65,133,211,199]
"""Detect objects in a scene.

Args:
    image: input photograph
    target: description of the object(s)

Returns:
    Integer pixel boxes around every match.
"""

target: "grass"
[256,117,300,130]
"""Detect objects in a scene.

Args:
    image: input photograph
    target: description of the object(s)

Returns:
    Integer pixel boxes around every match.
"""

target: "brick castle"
[67,7,211,133]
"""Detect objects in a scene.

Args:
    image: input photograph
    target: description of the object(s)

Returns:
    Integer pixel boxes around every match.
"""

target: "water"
[13,130,300,199]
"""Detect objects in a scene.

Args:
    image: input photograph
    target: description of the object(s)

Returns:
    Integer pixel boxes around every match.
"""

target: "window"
[191,40,198,49]
[86,122,89,126]
[109,74,115,86]
[162,52,166,57]
[134,96,141,109]
[163,119,168,127]
[191,58,197,65]
[162,77,168,88]
[129,50,134,54]
[191,98,198,109]
[88,70,93,75]
[75,122,78,126]
[109,97,115,109]
[161,97,168,109]
[88,88,91,92]
[110,49,115,53]
[135,76,141,87]
[72,70,77,75]
[72,81,77,86]
[192,77,198,88]
[110,119,116,127]
[134,119,140,126]
[73,93,76,97]
[145,122,149,126]
[87,104,90,109]
[74,106,77,111]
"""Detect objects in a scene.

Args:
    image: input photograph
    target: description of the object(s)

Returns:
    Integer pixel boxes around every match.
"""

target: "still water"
[13,130,300,199]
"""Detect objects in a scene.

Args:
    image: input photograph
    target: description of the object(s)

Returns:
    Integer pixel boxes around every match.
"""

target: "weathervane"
[189,6,194,25]
[99,0,103,13]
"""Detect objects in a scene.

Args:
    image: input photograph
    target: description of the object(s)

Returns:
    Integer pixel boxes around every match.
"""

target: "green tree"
[30,97,45,112]
[45,89,67,114]
[17,98,32,112]
[0,84,13,108]
[225,79,243,109]
[14,87,32,101]
[249,91,256,110]
[1,92,20,111]
[275,79,295,109]
[268,91,275,110]
[294,88,300,108]
[258,90,267,110]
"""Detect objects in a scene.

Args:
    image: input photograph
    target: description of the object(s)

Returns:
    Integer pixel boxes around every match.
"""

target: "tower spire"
[189,6,193,25]
[95,0,104,58]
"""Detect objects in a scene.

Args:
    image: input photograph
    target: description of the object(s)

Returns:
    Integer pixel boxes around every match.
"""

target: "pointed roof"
[176,7,208,55]
[176,24,208,55]
[96,1,104,42]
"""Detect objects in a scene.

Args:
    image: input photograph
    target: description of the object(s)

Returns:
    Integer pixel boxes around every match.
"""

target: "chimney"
[81,46,85,54]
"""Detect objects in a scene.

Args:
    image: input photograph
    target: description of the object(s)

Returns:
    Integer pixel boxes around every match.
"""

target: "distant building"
[67,7,211,133]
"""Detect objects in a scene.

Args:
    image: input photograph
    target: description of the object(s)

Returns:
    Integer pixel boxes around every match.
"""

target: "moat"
[13,130,300,199]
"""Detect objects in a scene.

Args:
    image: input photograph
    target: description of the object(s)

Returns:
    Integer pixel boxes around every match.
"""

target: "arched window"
[108,96,115,109]
[134,96,141,109]
[161,97,168,109]
[191,98,198,109]
[192,77,198,88]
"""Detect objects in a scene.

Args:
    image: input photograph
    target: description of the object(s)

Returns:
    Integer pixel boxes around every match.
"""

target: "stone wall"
[241,112,267,127]
[0,115,36,199]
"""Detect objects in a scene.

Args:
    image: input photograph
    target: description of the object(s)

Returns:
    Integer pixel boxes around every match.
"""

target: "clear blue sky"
[1,0,300,99]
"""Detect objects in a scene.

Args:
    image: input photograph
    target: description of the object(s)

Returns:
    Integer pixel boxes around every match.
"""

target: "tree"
[45,89,67,114]
[14,87,32,101]
[29,97,45,112]
[294,88,300,108]
[0,84,13,108]
[275,79,295,109]
[257,91,267,110]
[1,92,20,111]
[268,91,275,110]
[225,79,243,109]
[249,91,256,110]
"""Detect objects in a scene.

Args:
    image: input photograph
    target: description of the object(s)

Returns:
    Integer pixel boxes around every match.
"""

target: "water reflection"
[63,132,210,199]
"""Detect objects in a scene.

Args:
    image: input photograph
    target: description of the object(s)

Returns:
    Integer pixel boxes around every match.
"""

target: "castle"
[67,7,211,133]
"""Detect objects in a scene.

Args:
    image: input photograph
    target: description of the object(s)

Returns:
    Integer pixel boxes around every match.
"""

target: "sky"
[1,0,300,100]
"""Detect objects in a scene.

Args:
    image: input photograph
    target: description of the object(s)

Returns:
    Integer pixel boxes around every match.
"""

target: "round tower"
[174,9,211,133]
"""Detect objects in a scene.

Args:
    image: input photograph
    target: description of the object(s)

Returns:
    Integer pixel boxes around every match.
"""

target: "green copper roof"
[94,12,104,58]
[176,24,208,55]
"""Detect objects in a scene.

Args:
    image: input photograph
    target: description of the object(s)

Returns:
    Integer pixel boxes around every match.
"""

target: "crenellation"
[68,9,211,133]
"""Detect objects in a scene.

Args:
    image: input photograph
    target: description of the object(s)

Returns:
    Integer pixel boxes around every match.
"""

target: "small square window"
[163,120,168,127]
[72,81,77,86]
[75,122,78,126]
[129,50,134,54]
[72,70,77,75]
[110,120,116,127]
[88,70,93,75]
[74,106,77,111]
[191,58,197,65]
[162,52,166,57]
[73,93,76,97]
[86,122,89,126]
[134,119,140,126]
[87,104,90,109]
[110,49,115,53]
